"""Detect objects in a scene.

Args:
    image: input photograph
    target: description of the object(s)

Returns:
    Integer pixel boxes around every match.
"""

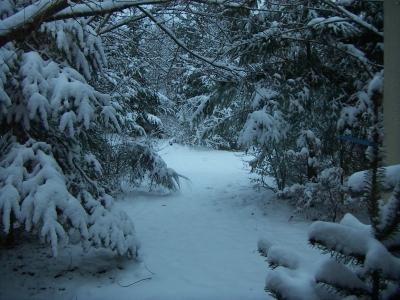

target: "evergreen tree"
[187,0,383,221]
[0,0,167,257]
[0,24,140,257]
[263,73,400,300]
[1,0,229,257]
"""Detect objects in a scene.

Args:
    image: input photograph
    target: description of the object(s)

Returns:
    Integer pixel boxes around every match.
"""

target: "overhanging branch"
[0,0,69,47]
[321,0,383,38]
[137,5,246,73]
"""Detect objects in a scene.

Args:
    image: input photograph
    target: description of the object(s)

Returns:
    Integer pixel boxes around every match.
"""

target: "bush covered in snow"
[280,167,356,222]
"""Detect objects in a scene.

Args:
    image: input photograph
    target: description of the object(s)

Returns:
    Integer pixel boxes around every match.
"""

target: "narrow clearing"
[1,144,318,300]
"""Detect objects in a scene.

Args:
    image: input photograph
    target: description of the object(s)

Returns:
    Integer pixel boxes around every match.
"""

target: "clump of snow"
[258,236,275,256]
[238,108,288,147]
[146,113,162,126]
[267,245,300,270]
[189,94,211,125]
[309,214,400,280]
[251,85,279,109]
[307,17,325,27]
[337,106,360,130]
[339,213,371,235]
[314,259,369,293]
[368,72,383,95]
[265,267,320,300]
[348,165,400,196]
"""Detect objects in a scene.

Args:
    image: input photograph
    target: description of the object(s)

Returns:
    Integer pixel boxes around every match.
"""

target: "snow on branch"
[14,51,119,134]
[308,214,400,281]
[137,6,247,74]
[0,43,16,116]
[238,108,288,147]
[98,14,147,35]
[0,0,69,47]
[321,0,383,38]
[82,191,140,257]
[348,165,400,198]
[53,0,170,20]
[0,136,89,257]
[314,258,369,296]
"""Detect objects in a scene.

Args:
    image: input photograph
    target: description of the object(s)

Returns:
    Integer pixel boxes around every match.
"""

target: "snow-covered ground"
[0,144,320,300]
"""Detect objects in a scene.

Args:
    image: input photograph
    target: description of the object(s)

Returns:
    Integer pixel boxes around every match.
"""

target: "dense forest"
[0,1,399,299]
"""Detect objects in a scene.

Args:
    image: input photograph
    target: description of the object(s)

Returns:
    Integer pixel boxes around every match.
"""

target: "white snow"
[309,214,400,281]
[348,164,400,197]
[267,245,300,270]
[314,258,369,293]
[1,144,323,299]
[238,108,288,147]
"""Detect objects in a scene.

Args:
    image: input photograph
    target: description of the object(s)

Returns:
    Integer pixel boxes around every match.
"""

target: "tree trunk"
[5,212,15,248]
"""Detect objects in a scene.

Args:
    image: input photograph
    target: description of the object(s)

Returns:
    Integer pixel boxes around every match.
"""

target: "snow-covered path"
[1,144,316,300]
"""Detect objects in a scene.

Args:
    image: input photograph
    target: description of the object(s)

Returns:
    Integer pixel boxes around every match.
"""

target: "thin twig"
[144,263,155,275]
[117,277,152,287]
[249,225,258,231]
[63,253,72,276]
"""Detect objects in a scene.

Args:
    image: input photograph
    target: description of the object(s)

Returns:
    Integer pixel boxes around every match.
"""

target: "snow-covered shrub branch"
[0,134,140,257]
[281,167,355,222]
[309,212,400,299]
[260,206,400,299]
[101,133,190,193]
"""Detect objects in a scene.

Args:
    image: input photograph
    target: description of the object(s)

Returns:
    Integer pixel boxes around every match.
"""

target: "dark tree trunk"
[5,212,15,248]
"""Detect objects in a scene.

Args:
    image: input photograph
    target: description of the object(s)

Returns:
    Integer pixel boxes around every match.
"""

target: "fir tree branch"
[0,0,69,48]
[321,0,383,38]
[376,180,400,242]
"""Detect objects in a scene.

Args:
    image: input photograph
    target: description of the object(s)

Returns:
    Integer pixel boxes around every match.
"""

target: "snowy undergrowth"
[1,144,321,300]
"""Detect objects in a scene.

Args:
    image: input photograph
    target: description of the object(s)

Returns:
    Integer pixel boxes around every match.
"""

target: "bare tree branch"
[137,5,247,73]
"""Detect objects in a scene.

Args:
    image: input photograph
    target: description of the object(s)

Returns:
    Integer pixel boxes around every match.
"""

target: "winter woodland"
[0,0,399,299]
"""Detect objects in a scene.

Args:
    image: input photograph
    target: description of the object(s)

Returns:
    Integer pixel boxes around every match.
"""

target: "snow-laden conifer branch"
[0,135,90,257]
[377,180,400,244]
[0,0,168,47]
[321,0,383,38]
[0,0,69,47]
